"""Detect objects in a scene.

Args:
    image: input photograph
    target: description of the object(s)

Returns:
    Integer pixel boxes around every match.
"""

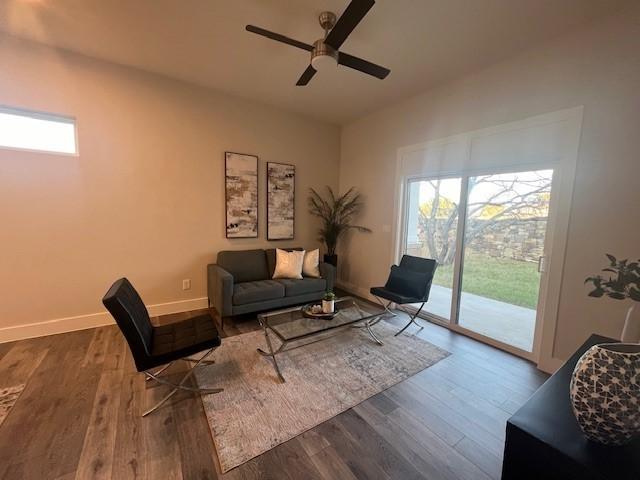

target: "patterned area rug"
[0,385,25,427]
[194,321,449,472]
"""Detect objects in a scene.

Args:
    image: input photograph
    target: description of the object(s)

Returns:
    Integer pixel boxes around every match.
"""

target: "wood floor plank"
[74,368,124,480]
[391,380,505,457]
[407,375,510,440]
[0,329,99,479]
[354,401,458,480]
[142,383,184,479]
[454,437,503,480]
[387,407,493,480]
[328,409,426,480]
[0,338,48,389]
[172,378,220,480]
[308,445,359,480]
[384,385,466,447]
[297,429,331,457]
[111,349,147,480]
[314,415,392,480]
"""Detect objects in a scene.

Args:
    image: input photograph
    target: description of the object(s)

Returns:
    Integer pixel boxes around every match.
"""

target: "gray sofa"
[207,248,336,322]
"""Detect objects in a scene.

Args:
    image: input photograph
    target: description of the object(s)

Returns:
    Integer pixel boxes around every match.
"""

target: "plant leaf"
[607,292,627,300]
[588,288,605,298]
[606,253,617,266]
[629,287,640,302]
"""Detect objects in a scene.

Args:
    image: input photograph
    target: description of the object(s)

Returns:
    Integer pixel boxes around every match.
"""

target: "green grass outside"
[432,252,540,309]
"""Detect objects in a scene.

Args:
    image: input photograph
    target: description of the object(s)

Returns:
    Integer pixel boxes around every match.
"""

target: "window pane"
[405,177,462,320]
[458,169,553,351]
[0,107,77,154]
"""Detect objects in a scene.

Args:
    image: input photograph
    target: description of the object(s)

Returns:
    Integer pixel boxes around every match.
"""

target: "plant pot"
[570,342,640,445]
[322,299,335,314]
[621,304,640,343]
[323,254,337,267]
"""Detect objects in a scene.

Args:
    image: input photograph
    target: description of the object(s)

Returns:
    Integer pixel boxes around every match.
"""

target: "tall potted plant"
[308,186,371,266]
[569,254,640,446]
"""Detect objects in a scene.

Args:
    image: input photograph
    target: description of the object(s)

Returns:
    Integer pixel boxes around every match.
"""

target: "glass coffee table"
[257,296,387,382]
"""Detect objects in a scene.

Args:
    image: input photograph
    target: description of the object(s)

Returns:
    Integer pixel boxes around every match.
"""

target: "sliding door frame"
[400,163,555,362]
[392,107,583,368]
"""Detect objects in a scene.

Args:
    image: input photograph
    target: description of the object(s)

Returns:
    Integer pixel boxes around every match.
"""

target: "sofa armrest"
[319,262,336,292]
[207,264,234,317]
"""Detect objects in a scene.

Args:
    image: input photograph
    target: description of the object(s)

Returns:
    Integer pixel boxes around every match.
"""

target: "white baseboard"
[0,297,209,344]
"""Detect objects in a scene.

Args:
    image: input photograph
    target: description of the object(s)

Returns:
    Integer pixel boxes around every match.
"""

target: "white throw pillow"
[303,249,321,278]
[272,249,305,279]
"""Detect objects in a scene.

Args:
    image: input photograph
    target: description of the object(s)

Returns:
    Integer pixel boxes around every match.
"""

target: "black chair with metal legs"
[370,255,437,337]
[102,277,223,416]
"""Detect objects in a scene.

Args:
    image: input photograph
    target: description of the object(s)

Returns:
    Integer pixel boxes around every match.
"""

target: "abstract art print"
[225,152,258,238]
[267,162,295,240]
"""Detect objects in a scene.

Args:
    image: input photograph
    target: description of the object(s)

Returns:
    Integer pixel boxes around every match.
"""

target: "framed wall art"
[225,152,258,238]
[267,162,295,240]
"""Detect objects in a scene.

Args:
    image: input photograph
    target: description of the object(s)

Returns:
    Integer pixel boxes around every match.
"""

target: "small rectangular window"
[0,106,77,155]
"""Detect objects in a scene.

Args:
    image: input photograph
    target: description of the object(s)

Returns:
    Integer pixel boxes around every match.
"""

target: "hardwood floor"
[0,309,548,480]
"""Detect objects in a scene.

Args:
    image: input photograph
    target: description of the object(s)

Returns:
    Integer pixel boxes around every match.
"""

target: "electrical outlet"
[182,279,191,290]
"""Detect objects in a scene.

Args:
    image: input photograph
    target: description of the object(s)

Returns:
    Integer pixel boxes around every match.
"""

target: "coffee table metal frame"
[257,296,387,382]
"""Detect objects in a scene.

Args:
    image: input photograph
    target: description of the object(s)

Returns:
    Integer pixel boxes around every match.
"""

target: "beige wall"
[0,35,339,335]
[339,7,640,366]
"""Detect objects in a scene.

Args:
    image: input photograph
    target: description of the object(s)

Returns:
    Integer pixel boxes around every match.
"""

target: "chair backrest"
[398,255,438,301]
[102,278,153,366]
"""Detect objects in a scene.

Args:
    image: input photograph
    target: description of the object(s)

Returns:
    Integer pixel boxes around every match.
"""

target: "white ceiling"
[0,0,632,125]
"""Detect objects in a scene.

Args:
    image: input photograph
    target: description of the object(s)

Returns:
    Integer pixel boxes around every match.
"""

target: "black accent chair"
[370,255,437,336]
[102,278,223,416]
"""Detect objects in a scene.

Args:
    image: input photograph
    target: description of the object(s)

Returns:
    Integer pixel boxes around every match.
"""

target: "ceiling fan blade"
[296,65,317,86]
[246,25,313,52]
[324,0,375,50]
[338,52,390,79]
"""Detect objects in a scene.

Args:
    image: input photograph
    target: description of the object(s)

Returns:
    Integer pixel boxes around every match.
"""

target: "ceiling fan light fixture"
[311,53,337,71]
[311,39,338,71]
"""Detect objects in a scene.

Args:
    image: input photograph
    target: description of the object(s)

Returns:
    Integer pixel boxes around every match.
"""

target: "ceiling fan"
[245,0,390,86]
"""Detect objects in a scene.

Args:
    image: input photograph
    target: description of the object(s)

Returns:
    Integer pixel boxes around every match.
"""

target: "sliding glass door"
[402,168,554,354]
[404,177,462,320]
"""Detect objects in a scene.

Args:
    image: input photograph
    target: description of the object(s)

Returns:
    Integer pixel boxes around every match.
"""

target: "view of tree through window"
[405,170,553,351]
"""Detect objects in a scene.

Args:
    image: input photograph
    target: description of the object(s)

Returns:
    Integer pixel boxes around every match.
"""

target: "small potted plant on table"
[322,291,336,314]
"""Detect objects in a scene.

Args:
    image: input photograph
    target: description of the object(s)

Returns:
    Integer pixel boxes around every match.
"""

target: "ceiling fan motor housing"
[311,39,338,70]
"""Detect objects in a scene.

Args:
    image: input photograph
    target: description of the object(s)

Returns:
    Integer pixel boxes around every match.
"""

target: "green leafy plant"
[324,291,336,301]
[308,186,371,256]
[585,254,640,301]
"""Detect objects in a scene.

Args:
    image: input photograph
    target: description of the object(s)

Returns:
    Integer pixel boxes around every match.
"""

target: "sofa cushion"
[232,280,285,306]
[217,249,269,283]
[266,247,302,278]
[276,278,327,297]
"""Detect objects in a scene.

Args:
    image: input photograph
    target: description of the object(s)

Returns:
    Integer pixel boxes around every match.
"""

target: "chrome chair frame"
[373,295,427,336]
[142,347,223,417]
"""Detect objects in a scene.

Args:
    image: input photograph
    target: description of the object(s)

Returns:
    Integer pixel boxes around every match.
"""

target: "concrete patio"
[417,285,536,351]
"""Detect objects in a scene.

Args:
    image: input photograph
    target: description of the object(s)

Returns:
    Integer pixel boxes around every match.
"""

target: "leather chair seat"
[150,314,221,368]
[370,286,421,305]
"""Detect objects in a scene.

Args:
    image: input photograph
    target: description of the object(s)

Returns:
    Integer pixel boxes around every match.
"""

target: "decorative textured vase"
[570,343,640,445]
[621,304,640,343]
